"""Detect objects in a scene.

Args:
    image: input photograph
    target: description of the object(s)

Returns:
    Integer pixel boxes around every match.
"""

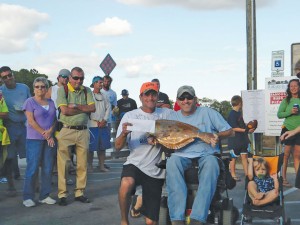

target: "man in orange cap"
[115,82,173,225]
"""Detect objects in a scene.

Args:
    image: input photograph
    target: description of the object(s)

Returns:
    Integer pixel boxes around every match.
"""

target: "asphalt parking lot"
[0,156,300,225]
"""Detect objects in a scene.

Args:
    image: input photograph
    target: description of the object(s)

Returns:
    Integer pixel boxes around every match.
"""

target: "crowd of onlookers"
[1,63,300,225]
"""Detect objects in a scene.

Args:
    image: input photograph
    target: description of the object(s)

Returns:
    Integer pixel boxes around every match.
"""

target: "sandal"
[130,195,142,218]
[232,176,241,181]
[283,179,292,187]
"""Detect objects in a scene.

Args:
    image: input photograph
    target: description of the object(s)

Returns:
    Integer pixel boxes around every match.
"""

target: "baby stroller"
[240,153,291,225]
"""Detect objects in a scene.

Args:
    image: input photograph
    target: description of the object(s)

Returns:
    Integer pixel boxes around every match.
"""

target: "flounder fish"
[149,119,216,150]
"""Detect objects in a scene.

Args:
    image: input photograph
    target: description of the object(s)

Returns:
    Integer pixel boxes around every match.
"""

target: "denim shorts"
[89,127,111,151]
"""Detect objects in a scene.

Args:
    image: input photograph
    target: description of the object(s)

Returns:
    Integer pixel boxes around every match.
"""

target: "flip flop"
[232,176,241,181]
[283,179,292,187]
[130,195,141,218]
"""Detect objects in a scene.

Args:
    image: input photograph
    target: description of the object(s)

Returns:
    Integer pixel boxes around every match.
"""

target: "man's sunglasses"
[60,75,69,79]
[71,76,84,81]
[1,73,13,80]
[178,95,194,101]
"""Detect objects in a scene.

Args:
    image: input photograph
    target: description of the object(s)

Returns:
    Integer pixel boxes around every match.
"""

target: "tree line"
[5,68,231,119]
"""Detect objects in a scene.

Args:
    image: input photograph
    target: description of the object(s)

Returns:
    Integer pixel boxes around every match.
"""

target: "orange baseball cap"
[140,82,159,95]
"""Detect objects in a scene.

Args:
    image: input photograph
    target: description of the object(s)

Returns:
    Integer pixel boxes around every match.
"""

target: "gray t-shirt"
[117,107,173,179]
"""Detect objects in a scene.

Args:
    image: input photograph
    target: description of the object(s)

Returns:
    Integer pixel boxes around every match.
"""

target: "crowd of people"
[1,64,300,225]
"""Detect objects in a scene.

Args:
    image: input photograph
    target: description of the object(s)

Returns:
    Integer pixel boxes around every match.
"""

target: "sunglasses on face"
[178,95,194,101]
[60,75,69,79]
[71,76,84,81]
[34,85,46,89]
[1,73,13,80]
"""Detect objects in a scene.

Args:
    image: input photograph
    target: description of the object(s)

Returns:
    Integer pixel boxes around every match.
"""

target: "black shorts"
[121,164,164,221]
[281,127,300,146]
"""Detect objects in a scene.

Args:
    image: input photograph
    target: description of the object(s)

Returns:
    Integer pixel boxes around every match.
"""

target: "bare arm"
[217,128,234,139]
[247,158,254,180]
[281,126,300,140]
[25,111,45,135]
[60,103,95,116]
[115,122,132,151]
[271,174,279,190]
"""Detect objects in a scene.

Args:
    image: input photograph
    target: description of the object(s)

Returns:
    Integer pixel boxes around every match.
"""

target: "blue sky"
[0,0,299,105]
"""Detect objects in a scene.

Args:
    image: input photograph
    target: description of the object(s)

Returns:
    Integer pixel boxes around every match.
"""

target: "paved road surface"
[0,157,300,225]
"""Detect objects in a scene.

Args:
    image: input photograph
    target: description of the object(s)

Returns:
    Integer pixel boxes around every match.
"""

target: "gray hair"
[33,77,49,89]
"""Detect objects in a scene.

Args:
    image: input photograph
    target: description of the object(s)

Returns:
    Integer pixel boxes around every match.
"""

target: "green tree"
[199,97,231,119]
[13,69,52,95]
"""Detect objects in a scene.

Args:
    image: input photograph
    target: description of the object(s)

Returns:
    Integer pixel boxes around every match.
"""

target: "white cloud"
[33,32,48,49]
[88,17,132,36]
[117,0,276,10]
[94,42,110,49]
[0,4,49,54]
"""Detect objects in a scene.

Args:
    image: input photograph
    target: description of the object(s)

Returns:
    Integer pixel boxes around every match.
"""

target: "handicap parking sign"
[272,50,284,71]
[275,60,281,68]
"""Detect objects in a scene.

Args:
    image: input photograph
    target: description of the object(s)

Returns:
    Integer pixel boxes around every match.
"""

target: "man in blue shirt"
[0,66,31,196]
[166,85,233,225]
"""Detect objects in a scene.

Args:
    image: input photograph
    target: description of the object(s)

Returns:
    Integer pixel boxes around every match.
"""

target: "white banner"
[264,77,292,136]
[241,90,265,133]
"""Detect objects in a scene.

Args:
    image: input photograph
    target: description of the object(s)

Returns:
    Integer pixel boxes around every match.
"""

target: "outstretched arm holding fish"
[115,122,132,151]
[115,82,173,225]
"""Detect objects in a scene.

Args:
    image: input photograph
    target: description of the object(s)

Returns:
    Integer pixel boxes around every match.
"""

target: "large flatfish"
[149,120,216,150]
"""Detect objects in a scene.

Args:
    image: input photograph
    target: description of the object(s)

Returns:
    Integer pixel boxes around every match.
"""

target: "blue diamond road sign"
[100,54,116,75]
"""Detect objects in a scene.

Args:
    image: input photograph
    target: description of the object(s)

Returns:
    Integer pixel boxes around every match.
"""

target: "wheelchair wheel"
[285,217,291,225]
[159,196,171,225]
[221,208,233,225]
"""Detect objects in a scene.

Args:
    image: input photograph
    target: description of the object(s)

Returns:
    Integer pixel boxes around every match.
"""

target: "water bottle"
[293,103,299,114]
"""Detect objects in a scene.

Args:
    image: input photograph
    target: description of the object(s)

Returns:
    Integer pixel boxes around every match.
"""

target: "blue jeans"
[23,139,55,201]
[166,154,219,223]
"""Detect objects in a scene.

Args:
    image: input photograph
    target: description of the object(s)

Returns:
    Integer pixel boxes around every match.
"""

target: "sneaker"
[99,167,109,172]
[58,197,68,206]
[23,199,36,207]
[0,177,8,183]
[74,195,90,203]
[39,196,56,205]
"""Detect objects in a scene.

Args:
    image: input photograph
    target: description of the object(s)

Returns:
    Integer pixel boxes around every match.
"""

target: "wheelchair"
[240,153,291,225]
[159,153,239,225]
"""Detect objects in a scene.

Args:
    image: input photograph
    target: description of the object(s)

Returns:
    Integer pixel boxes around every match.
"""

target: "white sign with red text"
[265,77,292,136]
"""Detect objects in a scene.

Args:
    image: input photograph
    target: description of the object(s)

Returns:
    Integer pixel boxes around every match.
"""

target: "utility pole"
[246,0,262,154]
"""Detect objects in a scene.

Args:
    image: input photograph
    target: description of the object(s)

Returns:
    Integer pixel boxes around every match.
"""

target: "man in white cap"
[46,69,70,112]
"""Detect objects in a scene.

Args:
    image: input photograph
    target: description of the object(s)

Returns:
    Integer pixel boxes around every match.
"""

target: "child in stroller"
[247,157,279,206]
